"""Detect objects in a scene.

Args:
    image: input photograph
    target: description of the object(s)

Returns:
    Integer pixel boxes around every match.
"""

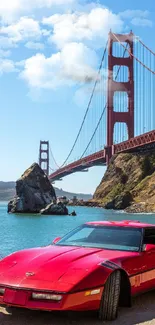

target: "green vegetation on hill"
[94,151,155,212]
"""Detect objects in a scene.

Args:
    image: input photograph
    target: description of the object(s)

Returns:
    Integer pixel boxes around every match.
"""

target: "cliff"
[94,152,155,213]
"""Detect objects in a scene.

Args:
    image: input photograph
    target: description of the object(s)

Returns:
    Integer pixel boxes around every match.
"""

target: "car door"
[122,227,155,295]
[138,228,155,292]
[129,227,155,295]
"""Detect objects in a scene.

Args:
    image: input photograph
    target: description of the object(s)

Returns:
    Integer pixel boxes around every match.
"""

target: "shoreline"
[68,201,155,214]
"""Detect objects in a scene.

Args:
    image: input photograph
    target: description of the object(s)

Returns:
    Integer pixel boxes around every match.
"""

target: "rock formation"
[94,151,155,212]
[8,163,57,214]
[40,202,68,215]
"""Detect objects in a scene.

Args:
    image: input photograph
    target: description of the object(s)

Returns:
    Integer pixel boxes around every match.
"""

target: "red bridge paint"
[49,130,155,182]
[46,32,155,182]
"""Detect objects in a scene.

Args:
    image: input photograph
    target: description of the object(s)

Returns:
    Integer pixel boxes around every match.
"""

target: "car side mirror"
[142,244,155,252]
[52,237,61,245]
[142,244,146,251]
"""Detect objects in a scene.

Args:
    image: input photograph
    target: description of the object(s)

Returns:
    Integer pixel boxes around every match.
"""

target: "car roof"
[86,220,155,228]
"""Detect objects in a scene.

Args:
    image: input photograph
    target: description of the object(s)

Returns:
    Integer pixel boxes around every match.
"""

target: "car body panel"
[0,220,155,311]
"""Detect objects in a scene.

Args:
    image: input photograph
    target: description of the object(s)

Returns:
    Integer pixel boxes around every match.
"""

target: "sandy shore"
[1,291,155,325]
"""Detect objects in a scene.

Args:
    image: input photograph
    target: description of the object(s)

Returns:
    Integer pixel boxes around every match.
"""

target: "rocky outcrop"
[104,192,132,210]
[68,199,104,208]
[94,151,155,212]
[40,202,68,215]
[8,163,56,213]
[68,199,85,206]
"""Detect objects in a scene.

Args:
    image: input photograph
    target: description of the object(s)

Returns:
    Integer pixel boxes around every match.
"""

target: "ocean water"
[1,202,155,257]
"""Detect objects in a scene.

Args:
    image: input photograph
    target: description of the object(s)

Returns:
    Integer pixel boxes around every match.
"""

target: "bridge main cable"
[59,41,108,168]
[80,34,155,157]
[80,44,129,158]
[135,36,155,56]
[113,33,155,74]
[49,145,60,169]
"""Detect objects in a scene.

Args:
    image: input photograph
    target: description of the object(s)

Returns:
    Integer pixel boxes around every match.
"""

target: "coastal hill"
[94,151,155,213]
[0,181,92,202]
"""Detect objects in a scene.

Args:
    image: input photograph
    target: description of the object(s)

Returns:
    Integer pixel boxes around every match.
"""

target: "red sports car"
[0,220,155,321]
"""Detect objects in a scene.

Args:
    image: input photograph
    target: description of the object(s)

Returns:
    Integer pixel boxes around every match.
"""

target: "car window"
[143,228,155,245]
[56,225,142,252]
[64,227,94,242]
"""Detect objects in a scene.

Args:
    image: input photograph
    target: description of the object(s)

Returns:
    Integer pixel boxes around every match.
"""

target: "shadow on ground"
[1,291,155,325]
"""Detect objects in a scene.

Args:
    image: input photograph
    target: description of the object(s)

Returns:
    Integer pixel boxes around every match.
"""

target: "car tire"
[99,270,121,321]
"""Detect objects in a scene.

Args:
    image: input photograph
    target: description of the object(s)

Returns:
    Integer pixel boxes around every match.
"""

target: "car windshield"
[56,225,142,252]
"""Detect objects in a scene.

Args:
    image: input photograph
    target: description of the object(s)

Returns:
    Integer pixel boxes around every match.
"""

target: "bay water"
[1,202,155,257]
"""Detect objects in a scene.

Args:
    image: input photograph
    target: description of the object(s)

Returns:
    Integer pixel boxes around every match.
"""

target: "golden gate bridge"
[39,31,155,182]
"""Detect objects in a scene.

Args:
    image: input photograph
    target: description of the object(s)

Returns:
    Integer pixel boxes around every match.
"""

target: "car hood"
[0,245,137,292]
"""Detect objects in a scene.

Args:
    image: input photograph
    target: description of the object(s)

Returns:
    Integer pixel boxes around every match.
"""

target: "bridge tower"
[106,31,134,163]
[39,141,49,176]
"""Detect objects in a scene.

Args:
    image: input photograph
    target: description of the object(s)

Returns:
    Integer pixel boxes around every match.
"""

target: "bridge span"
[38,31,155,183]
[49,130,155,182]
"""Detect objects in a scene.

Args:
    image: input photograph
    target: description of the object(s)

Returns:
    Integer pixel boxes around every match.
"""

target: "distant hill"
[54,187,92,200]
[0,182,16,201]
[0,182,92,201]
[0,181,15,189]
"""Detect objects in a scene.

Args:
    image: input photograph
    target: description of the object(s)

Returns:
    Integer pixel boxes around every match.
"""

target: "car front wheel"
[99,270,121,321]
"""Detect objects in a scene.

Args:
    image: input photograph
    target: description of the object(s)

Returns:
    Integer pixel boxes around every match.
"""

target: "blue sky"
[0,0,154,194]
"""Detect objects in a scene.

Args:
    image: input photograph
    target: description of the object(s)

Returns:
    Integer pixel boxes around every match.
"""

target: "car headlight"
[32,292,62,301]
[0,288,5,295]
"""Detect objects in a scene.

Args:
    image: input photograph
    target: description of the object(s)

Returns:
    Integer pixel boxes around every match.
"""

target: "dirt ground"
[1,291,155,325]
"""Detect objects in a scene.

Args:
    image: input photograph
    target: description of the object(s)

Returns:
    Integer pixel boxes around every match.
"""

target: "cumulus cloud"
[0,0,76,22]
[0,17,42,43]
[43,7,123,49]
[119,10,153,27]
[0,59,17,75]
[119,10,149,19]
[0,1,152,95]
[131,18,153,27]
[20,6,123,90]
[20,42,98,89]
[0,36,17,49]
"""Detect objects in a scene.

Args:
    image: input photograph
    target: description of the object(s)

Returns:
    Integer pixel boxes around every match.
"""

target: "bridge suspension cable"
[59,41,108,168]
[80,44,129,158]
[133,34,155,136]
[49,145,60,169]
[112,33,155,74]
[136,37,155,56]
[49,32,155,175]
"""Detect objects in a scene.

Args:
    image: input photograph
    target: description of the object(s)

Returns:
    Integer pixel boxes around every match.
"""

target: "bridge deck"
[49,130,155,182]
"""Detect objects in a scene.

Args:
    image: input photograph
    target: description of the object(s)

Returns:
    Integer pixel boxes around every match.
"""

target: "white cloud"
[0,2,152,94]
[0,0,76,22]
[0,36,16,49]
[42,7,123,49]
[119,10,149,19]
[25,41,45,50]
[119,10,152,28]
[0,59,17,75]
[0,17,42,43]
[20,42,98,89]
[131,18,153,27]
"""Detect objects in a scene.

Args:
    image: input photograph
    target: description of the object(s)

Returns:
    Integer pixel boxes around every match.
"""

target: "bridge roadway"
[49,130,155,182]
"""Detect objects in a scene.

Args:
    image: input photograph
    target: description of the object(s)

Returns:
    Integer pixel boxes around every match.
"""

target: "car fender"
[100,260,130,286]
[70,259,129,294]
